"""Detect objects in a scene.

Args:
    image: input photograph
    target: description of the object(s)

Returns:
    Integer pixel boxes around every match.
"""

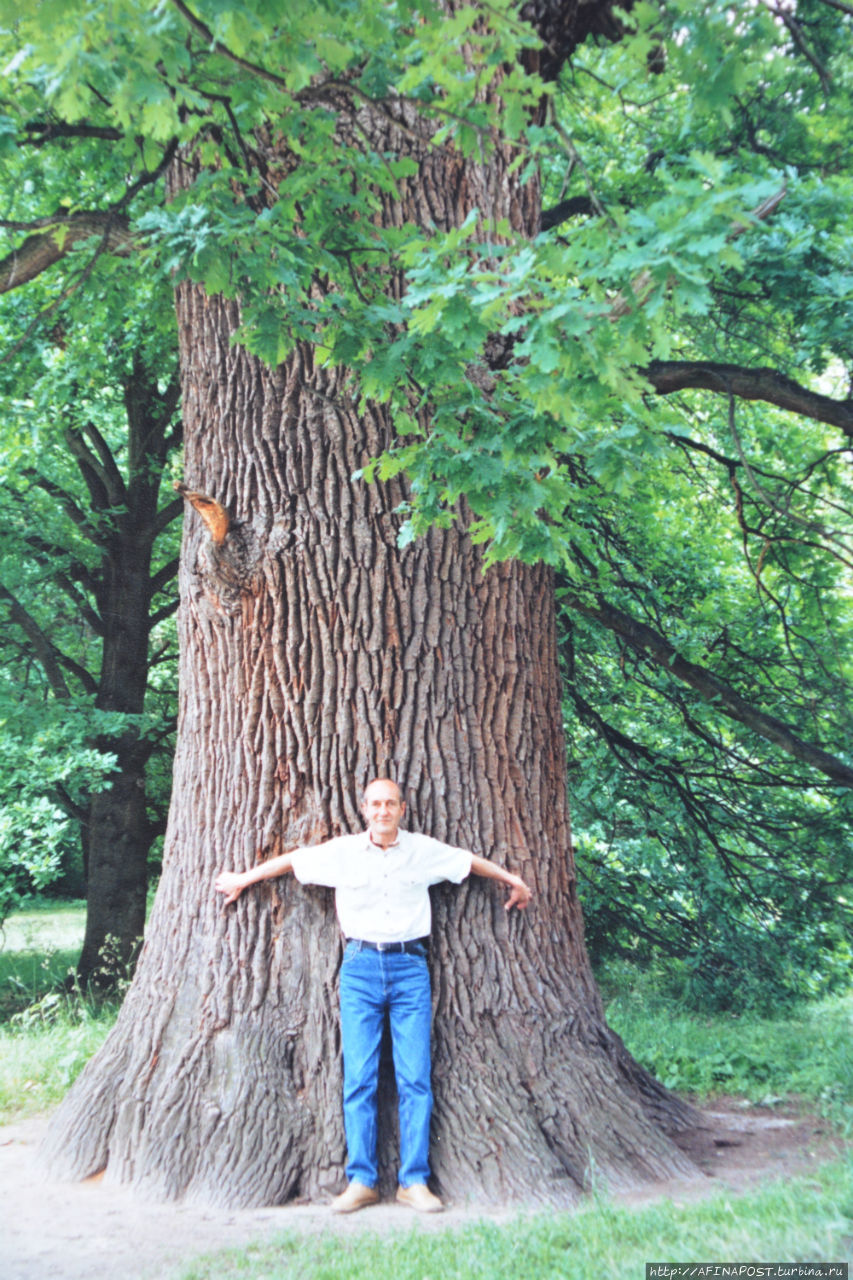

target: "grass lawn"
[0,898,118,1119]
[601,963,853,1132]
[175,1161,853,1280]
[0,897,87,1011]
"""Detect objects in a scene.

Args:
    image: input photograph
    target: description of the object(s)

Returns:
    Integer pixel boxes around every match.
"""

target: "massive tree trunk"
[42,0,702,1206]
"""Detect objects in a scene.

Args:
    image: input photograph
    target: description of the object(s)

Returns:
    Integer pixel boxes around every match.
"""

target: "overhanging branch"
[644,360,853,440]
[0,583,70,699]
[539,195,595,231]
[0,583,96,698]
[22,121,124,145]
[0,140,175,304]
[0,212,133,293]
[566,592,853,788]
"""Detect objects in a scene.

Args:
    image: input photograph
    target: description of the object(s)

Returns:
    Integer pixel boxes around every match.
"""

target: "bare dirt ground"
[0,1101,846,1280]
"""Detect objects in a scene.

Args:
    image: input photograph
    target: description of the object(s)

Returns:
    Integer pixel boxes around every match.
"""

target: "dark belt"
[347,938,428,954]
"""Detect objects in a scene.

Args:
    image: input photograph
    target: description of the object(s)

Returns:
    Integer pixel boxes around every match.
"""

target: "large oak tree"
[0,0,849,1203]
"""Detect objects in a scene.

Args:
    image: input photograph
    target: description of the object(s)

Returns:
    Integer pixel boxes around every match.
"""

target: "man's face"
[362,781,405,845]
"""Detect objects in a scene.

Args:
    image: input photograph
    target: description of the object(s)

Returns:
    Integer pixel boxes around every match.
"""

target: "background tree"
[0,0,848,1205]
[0,245,183,978]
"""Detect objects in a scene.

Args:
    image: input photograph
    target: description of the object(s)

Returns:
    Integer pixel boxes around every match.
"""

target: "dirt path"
[0,1103,845,1280]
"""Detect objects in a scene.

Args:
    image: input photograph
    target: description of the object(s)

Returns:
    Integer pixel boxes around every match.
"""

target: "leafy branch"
[564,589,853,789]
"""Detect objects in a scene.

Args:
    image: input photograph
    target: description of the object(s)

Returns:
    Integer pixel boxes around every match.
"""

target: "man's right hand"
[215,870,248,905]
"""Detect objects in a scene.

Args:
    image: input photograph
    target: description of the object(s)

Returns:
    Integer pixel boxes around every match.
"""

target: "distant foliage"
[553,3,853,1012]
[0,688,119,926]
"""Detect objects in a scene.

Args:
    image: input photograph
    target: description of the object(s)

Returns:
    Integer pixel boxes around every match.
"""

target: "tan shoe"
[396,1183,444,1213]
[330,1181,380,1214]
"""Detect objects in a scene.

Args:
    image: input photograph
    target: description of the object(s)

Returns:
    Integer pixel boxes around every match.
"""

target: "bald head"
[361,778,405,847]
[362,778,403,804]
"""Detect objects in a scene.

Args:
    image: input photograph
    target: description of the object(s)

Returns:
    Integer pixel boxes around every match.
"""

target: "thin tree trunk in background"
[76,365,179,984]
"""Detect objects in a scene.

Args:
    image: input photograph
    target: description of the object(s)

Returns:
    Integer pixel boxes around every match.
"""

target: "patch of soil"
[622,1096,846,1207]
[0,1100,846,1280]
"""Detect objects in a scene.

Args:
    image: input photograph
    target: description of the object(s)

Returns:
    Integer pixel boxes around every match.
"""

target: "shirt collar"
[366,830,402,851]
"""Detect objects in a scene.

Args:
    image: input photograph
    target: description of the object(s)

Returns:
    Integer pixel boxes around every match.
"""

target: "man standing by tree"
[215,777,532,1214]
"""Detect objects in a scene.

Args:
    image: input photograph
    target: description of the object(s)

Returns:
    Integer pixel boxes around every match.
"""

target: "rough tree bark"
[42,0,703,1206]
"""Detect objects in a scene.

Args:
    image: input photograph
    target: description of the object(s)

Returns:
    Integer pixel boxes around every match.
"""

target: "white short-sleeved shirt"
[290,829,472,943]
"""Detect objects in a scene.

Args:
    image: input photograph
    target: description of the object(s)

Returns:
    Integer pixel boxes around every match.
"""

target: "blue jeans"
[339,941,433,1188]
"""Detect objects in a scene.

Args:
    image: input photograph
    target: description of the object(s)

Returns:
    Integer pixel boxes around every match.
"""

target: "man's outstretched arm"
[469,855,532,910]
[214,851,295,905]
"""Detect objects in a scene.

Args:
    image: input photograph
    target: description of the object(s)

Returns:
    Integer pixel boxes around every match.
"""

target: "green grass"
[1,895,87,946]
[599,961,853,1131]
[0,897,119,1121]
[175,1161,853,1280]
[0,1000,117,1120]
[0,898,88,1016]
